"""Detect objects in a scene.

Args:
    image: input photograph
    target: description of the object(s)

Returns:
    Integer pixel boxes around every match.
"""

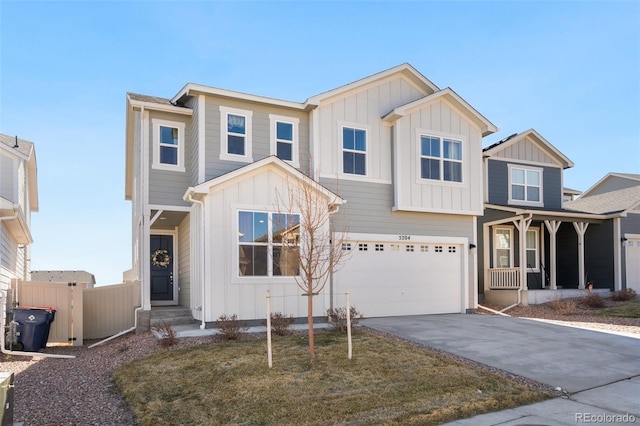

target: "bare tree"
[275,177,348,362]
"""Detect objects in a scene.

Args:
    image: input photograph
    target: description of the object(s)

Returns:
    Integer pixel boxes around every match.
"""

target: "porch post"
[514,216,532,290]
[573,222,589,289]
[544,220,561,290]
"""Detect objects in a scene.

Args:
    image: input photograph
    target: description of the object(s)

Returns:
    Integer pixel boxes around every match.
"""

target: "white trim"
[343,232,468,245]
[392,205,484,216]
[339,121,370,177]
[151,119,186,172]
[219,106,253,163]
[269,114,300,168]
[128,98,193,116]
[319,172,392,185]
[171,83,307,110]
[507,164,544,207]
[198,95,206,183]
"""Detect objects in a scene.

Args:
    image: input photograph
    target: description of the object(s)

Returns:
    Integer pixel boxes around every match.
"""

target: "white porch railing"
[488,268,520,289]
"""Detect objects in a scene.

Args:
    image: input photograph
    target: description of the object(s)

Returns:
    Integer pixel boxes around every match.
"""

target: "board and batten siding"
[203,96,310,182]
[178,214,191,308]
[0,154,16,202]
[204,167,329,322]
[392,99,484,214]
[147,110,194,207]
[316,75,426,182]
[486,159,563,209]
[489,137,559,165]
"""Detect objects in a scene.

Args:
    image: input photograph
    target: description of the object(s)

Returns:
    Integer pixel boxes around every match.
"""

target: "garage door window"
[238,211,300,277]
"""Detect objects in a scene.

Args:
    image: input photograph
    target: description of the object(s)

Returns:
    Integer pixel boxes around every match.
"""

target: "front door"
[150,234,175,304]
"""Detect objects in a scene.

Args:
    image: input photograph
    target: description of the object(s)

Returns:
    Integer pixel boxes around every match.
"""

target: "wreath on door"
[151,249,171,267]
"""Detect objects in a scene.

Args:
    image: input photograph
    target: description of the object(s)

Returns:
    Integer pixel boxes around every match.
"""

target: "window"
[509,166,543,206]
[493,227,513,268]
[220,106,253,162]
[152,119,185,171]
[526,228,539,271]
[238,211,299,277]
[342,127,366,175]
[269,115,299,167]
[420,134,463,182]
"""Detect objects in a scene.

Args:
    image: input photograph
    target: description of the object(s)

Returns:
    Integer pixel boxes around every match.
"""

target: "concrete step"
[150,316,197,327]
[150,307,195,327]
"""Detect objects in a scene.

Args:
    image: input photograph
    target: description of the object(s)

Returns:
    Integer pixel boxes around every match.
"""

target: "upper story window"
[238,211,300,277]
[152,119,185,172]
[419,134,463,183]
[509,165,543,206]
[269,114,299,168]
[342,126,367,175]
[220,106,253,163]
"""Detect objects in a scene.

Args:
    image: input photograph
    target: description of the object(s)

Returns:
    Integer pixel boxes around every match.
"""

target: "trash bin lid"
[19,306,57,312]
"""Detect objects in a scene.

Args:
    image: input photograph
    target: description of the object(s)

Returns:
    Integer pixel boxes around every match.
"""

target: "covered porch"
[481,206,614,305]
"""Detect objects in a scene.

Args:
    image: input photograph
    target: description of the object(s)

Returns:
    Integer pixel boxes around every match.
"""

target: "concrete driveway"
[362,314,640,425]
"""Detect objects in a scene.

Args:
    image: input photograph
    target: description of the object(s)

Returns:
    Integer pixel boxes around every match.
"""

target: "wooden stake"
[266,290,272,368]
[346,290,352,360]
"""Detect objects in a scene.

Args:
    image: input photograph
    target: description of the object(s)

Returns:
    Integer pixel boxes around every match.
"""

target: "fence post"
[266,290,272,368]
[346,290,352,360]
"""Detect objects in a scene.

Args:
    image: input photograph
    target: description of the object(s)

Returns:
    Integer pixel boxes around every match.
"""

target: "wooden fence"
[10,280,140,346]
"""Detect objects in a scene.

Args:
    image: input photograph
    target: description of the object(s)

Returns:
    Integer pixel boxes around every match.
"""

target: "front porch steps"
[150,306,196,327]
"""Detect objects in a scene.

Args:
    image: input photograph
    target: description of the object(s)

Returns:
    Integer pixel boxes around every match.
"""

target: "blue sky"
[1,1,639,285]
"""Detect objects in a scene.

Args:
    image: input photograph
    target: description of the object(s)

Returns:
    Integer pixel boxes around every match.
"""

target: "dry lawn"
[114,330,551,426]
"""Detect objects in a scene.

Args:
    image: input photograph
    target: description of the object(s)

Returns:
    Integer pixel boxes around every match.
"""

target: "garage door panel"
[335,239,464,318]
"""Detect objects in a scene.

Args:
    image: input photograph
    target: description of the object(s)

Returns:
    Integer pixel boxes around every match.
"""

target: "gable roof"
[578,172,640,198]
[185,156,345,207]
[564,185,640,215]
[305,63,439,106]
[381,87,498,137]
[0,133,39,212]
[483,129,574,169]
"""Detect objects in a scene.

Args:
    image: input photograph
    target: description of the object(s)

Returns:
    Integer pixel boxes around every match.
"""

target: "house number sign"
[398,235,410,241]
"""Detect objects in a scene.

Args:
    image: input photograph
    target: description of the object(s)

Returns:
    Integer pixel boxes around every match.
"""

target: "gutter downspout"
[88,303,142,349]
[0,291,75,358]
[186,191,206,330]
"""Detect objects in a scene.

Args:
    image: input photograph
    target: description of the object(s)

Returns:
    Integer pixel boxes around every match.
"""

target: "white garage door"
[334,235,465,318]
[625,237,640,293]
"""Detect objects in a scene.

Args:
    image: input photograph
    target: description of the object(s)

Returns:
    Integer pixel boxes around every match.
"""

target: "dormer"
[483,129,573,210]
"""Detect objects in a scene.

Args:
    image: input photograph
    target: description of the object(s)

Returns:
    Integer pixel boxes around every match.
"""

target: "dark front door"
[150,234,174,302]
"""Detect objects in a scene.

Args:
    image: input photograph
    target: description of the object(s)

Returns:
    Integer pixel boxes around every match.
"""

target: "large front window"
[420,135,462,182]
[493,227,513,268]
[342,127,366,175]
[510,166,542,205]
[238,211,300,277]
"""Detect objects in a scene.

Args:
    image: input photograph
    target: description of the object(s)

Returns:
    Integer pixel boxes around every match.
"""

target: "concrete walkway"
[362,315,640,426]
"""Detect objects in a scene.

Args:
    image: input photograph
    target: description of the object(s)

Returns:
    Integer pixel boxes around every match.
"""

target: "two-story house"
[125,63,497,329]
[478,130,633,307]
[0,134,38,292]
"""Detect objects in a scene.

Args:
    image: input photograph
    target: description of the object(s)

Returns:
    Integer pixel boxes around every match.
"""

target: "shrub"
[215,314,249,340]
[262,312,295,336]
[151,322,177,348]
[327,306,364,332]
[548,297,578,316]
[611,288,637,302]
[581,293,606,309]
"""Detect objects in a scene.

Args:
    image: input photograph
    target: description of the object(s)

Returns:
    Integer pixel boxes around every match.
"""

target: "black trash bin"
[13,307,56,352]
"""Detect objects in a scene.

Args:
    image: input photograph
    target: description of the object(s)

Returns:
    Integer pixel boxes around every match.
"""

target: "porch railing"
[488,268,520,289]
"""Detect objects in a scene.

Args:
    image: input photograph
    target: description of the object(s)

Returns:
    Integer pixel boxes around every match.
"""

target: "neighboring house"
[478,130,636,306]
[125,63,497,328]
[30,270,97,288]
[564,173,640,294]
[0,134,38,292]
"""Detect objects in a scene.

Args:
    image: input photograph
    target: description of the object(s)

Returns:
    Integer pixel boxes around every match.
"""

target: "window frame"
[269,114,300,168]
[236,210,301,281]
[340,123,368,177]
[152,119,185,172]
[493,226,514,268]
[220,106,253,163]
[508,164,543,207]
[417,131,464,184]
[525,227,540,272]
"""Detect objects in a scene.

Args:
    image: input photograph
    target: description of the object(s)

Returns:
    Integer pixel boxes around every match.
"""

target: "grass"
[595,299,640,318]
[113,330,552,426]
